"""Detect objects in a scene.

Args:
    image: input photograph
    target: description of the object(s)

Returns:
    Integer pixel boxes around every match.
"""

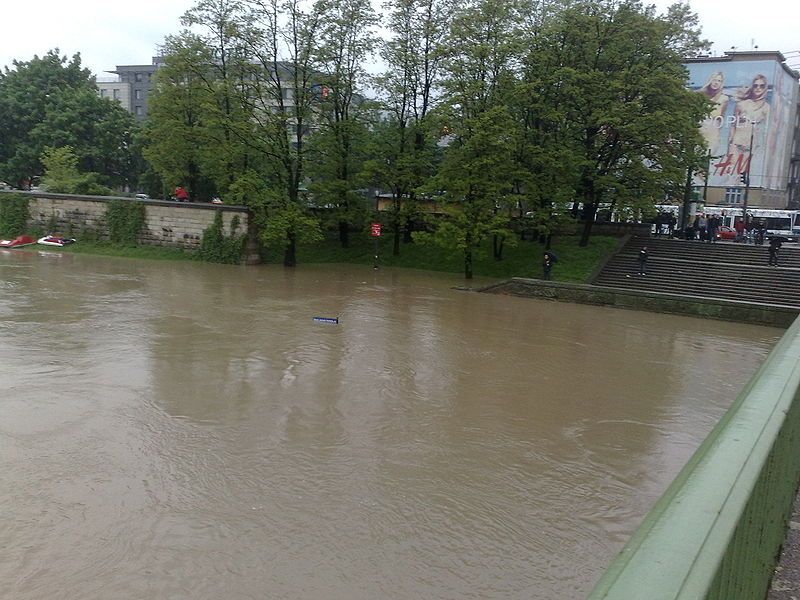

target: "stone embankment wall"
[482,278,799,328]
[4,191,255,256]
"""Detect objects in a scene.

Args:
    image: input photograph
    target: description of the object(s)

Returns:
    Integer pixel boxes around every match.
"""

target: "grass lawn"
[22,233,622,283]
[28,241,193,261]
[295,233,622,282]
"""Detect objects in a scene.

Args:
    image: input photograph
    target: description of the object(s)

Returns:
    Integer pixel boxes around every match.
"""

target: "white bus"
[655,205,800,240]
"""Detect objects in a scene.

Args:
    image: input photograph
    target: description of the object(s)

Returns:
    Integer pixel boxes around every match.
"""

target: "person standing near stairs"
[638,246,648,275]
[768,238,782,266]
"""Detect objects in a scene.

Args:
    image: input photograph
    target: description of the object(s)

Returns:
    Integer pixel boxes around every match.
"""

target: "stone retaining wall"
[2,191,253,254]
[482,277,799,328]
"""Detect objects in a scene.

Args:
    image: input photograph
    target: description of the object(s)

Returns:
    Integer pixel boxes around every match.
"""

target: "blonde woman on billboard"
[698,72,729,154]
[729,74,770,158]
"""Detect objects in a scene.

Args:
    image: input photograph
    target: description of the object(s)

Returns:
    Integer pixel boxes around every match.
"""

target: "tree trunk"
[338,220,349,248]
[464,232,473,279]
[393,198,401,256]
[283,230,297,267]
[493,235,504,260]
[579,203,596,247]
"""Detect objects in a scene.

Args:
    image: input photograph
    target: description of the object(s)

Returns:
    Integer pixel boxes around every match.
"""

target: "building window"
[134,89,142,100]
[135,73,143,82]
[100,89,107,97]
[724,187,743,204]
[135,106,142,116]
[113,89,119,99]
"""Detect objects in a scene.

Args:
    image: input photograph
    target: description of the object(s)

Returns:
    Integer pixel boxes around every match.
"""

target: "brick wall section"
[4,192,253,254]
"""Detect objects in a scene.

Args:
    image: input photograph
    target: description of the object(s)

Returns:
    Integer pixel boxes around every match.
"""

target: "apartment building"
[96,57,164,121]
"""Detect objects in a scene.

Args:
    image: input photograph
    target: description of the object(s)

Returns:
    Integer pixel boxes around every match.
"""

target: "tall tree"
[181,0,257,196]
[370,0,451,256]
[309,0,378,248]
[143,37,219,200]
[424,0,521,278]
[532,0,709,246]
[0,50,137,189]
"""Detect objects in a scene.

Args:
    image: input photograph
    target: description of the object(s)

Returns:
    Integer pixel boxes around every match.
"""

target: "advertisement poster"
[686,59,798,190]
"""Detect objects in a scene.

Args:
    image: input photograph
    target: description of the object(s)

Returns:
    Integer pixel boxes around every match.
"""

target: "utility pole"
[681,164,693,236]
[741,124,756,228]
[702,149,713,205]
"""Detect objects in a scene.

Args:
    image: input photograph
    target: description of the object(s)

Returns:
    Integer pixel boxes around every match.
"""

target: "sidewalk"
[768,489,800,599]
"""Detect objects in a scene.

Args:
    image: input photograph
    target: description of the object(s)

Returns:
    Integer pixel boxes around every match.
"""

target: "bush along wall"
[106,200,146,245]
[0,194,30,237]
[198,211,246,264]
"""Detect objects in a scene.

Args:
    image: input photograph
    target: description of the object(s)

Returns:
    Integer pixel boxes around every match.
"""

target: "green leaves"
[106,200,146,245]
[198,210,247,263]
[40,146,114,195]
[0,194,30,237]
[0,50,137,189]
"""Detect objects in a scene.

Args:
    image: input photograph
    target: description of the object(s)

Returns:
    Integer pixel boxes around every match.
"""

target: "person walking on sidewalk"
[637,246,648,275]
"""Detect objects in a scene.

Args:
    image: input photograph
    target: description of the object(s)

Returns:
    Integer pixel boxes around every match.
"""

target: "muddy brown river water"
[0,250,782,599]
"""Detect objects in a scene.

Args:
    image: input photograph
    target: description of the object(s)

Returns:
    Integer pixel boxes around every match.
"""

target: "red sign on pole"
[370,223,382,237]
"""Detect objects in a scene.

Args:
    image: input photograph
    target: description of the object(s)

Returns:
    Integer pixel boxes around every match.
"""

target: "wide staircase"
[593,236,800,308]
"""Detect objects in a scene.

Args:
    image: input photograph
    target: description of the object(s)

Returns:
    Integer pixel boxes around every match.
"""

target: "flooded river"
[0,250,782,599]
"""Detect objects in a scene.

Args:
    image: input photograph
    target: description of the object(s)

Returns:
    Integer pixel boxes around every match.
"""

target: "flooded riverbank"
[0,251,781,599]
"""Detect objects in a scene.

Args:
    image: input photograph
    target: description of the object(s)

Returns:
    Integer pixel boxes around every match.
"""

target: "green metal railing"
[589,315,800,600]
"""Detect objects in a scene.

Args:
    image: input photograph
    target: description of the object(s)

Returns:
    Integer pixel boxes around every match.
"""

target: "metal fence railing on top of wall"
[589,314,800,600]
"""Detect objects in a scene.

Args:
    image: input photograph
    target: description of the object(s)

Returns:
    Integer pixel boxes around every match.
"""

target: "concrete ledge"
[481,278,799,328]
[0,189,249,212]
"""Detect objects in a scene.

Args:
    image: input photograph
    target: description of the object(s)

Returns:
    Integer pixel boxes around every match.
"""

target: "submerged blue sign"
[313,316,339,324]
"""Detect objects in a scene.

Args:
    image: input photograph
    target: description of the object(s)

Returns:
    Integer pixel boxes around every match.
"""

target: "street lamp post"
[702,149,716,205]
[741,123,756,231]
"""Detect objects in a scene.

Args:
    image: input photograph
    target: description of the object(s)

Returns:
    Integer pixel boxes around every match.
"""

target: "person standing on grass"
[542,252,557,280]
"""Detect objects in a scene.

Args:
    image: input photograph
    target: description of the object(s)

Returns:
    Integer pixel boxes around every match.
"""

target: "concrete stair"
[593,237,800,308]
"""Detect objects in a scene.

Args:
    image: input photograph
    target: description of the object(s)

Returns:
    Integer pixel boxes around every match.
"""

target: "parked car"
[716,225,737,240]
[134,193,150,200]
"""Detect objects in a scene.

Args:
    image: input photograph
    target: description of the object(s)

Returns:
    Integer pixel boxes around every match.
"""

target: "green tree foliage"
[0,50,138,190]
[142,37,225,202]
[146,0,329,266]
[308,0,378,248]
[133,0,710,271]
[105,200,146,245]
[366,0,451,255]
[420,107,518,278]
[0,194,30,236]
[40,146,114,195]
[198,210,247,263]
[227,169,322,260]
[144,0,258,202]
[519,0,709,246]
[422,0,521,278]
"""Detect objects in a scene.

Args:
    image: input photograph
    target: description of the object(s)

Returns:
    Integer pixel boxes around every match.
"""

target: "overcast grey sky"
[0,0,798,77]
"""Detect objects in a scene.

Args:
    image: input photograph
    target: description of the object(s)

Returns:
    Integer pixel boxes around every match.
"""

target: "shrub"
[106,200,146,245]
[0,194,30,236]
[198,211,246,264]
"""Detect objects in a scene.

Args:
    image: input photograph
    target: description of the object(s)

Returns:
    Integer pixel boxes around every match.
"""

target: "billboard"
[686,59,798,190]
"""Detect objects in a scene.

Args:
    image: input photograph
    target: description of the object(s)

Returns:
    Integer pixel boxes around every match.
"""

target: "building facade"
[685,51,800,209]
[95,57,163,121]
